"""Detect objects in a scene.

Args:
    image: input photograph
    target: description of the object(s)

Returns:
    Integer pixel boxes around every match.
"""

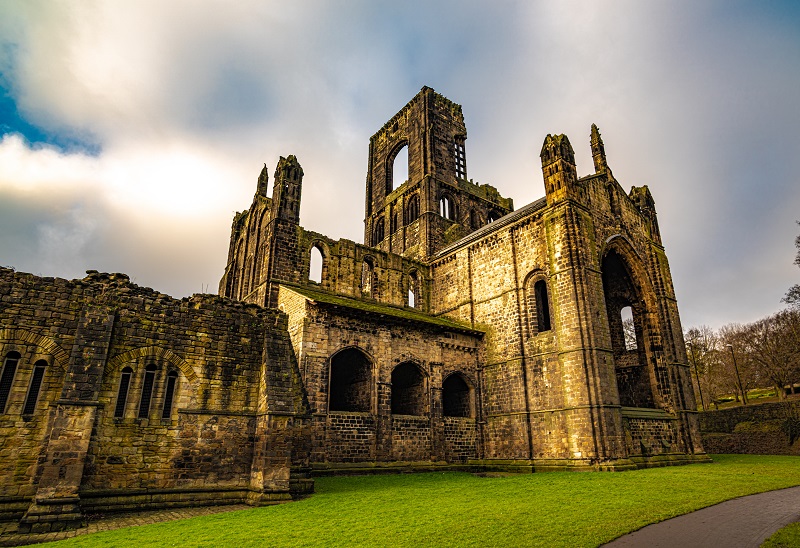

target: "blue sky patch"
[0,85,101,155]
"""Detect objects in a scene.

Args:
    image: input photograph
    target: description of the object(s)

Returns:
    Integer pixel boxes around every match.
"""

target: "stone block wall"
[277,284,482,468]
[0,268,311,529]
[698,401,800,456]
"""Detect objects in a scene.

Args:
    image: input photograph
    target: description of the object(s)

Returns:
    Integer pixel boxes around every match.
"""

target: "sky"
[1,1,799,330]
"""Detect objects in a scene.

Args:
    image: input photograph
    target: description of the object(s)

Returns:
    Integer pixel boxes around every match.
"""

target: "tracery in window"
[453,136,467,180]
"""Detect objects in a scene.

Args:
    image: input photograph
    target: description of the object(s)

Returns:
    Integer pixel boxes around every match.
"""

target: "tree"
[685,326,714,409]
[719,323,758,405]
[742,310,800,399]
[783,221,800,308]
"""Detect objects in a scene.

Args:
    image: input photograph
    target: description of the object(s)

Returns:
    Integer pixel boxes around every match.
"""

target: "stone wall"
[277,284,482,469]
[0,268,311,530]
[699,401,800,455]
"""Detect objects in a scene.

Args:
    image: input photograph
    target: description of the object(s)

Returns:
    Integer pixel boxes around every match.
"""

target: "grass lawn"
[50,455,800,548]
[762,522,800,548]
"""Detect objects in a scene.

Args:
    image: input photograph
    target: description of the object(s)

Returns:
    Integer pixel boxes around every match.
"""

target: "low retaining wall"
[698,401,800,455]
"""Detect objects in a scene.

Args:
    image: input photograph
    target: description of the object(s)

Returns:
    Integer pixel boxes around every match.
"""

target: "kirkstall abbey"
[0,87,707,532]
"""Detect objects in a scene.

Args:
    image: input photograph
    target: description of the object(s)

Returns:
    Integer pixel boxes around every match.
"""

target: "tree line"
[683,223,800,409]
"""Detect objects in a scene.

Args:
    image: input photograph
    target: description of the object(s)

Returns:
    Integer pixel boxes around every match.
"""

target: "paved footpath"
[0,504,251,547]
[603,485,800,548]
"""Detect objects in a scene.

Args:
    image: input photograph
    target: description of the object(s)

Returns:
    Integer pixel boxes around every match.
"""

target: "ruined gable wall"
[280,228,431,311]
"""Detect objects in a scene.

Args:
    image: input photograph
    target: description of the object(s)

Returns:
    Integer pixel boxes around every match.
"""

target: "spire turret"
[271,155,303,224]
[591,124,607,174]
[256,163,269,197]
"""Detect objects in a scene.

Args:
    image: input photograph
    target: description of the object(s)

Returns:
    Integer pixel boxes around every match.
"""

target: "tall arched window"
[602,248,656,409]
[525,275,552,336]
[22,360,47,415]
[442,373,473,418]
[391,362,426,415]
[469,209,479,230]
[138,364,157,418]
[391,144,409,192]
[329,348,372,412]
[534,280,552,332]
[487,211,502,224]
[0,352,20,413]
[439,195,455,220]
[114,367,133,418]
[309,245,323,283]
[408,271,419,308]
[162,371,179,419]
[406,194,420,225]
[373,217,385,245]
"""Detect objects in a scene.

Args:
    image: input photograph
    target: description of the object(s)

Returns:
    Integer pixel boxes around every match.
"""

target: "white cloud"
[0,0,798,328]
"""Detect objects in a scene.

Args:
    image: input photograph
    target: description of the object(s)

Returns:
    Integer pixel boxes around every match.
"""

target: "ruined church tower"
[364,87,512,260]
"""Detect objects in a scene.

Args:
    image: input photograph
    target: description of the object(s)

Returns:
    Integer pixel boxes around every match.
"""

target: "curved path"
[603,485,800,547]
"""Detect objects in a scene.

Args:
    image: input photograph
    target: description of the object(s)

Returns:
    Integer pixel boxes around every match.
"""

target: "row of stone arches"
[328,347,474,418]
[439,193,503,228]
[307,244,423,308]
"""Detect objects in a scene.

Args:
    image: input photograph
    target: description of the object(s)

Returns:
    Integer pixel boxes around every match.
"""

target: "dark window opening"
[0,352,20,413]
[309,245,323,283]
[469,209,479,230]
[373,218,385,245]
[138,364,157,418]
[487,211,501,224]
[391,362,426,415]
[443,374,472,417]
[22,360,47,415]
[534,280,552,332]
[114,367,133,418]
[329,348,371,412]
[406,195,420,225]
[162,371,178,419]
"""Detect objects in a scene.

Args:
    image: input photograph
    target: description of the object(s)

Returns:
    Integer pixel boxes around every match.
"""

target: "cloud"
[0,0,798,329]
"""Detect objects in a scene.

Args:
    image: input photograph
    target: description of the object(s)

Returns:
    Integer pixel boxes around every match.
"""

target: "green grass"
[50,455,800,548]
[762,522,800,548]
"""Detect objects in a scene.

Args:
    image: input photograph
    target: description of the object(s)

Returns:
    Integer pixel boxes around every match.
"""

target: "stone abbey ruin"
[0,87,707,532]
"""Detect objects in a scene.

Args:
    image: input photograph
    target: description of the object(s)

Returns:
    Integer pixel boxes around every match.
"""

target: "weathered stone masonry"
[0,270,311,532]
[0,86,708,532]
